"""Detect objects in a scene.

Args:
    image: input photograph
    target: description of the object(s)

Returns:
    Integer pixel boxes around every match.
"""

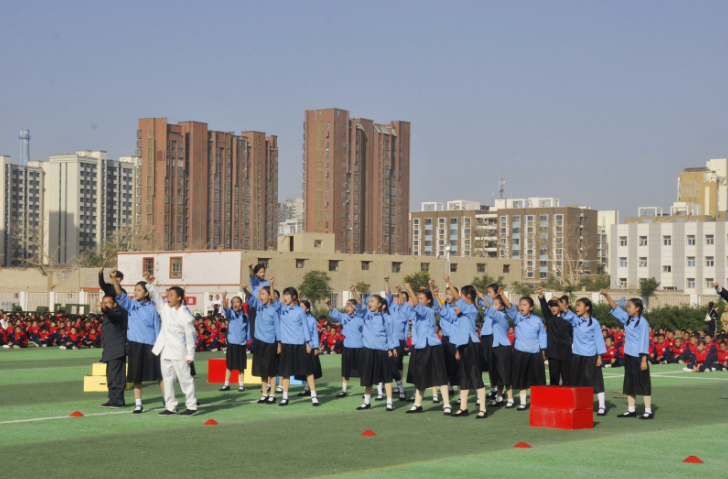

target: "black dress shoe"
[597,408,607,416]
[100,401,125,408]
[504,402,516,409]
[256,396,268,404]
[517,405,528,411]
[312,399,320,407]
[335,392,347,398]
[476,410,488,419]
[487,391,497,400]
[132,406,144,414]
[399,395,407,402]
[357,403,371,410]
[407,396,416,402]
[180,409,197,417]
[278,399,289,407]
[638,413,654,420]
[375,395,384,401]
[386,405,394,412]
[452,409,469,417]
[618,411,637,418]
[158,409,176,416]
[266,396,277,404]
[219,385,231,391]
[405,405,423,414]
[298,390,312,397]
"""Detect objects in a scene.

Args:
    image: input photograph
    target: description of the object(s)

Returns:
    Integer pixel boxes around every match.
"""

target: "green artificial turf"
[1,348,727,478]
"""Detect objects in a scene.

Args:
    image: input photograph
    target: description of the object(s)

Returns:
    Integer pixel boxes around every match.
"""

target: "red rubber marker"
[683,456,703,464]
[361,430,377,437]
[69,412,84,417]
[513,442,531,448]
[204,419,219,426]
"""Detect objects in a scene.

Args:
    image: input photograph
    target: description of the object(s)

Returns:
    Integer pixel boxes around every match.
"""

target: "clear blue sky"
[2,0,728,217]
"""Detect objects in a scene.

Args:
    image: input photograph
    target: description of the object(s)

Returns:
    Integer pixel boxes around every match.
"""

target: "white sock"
[377,383,383,395]
[387,397,393,406]
[520,391,527,405]
[507,398,513,404]
[282,392,288,400]
[224,381,230,386]
[311,390,317,398]
[644,407,652,414]
[342,382,348,392]
[239,382,244,387]
[491,387,497,393]
[597,392,605,409]
[396,380,403,389]
[433,394,439,401]
[135,399,142,407]
[628,406,636,413]
[364,394,371,405]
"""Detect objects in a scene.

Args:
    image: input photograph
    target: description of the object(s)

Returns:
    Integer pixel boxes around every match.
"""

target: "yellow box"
[243,358,260,385]
[83,375,132,392]
[91,362,128,376]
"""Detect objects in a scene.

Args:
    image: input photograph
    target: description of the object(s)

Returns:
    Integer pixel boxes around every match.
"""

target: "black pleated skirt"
[441,335,460,387]
[226,343,248,371]
[395,339,406,371]
[252,340,278,378]
[406,348,416,384]
[278,343,314,377]
[341,346,361,378]
[391,342,404,381]
[359,348,394,387]
[511,350,547,390]
[294,350,322,381]
[127,341,163,383]
[623,354,651,396]
[481,334,494,372]
[569,354,604,394]
[458,339,485,390]
[411,344,449,391]
[491,345,513,386]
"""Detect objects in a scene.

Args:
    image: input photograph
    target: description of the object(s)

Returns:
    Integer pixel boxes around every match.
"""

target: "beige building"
[0,156,44,266]
[677,159,728,216]
[597,210,619,274]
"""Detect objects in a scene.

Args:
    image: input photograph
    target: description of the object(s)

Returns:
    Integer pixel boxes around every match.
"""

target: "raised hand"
[384,276,390,282]
[714,282,720,289]
[99,266,105,275]
[325,298,331,305]
[350,284,356,292]
[537,287,544,297]
[222,291,227,304]
[600,289,607,296]
[395,284,402,292]
[444,274,450,283]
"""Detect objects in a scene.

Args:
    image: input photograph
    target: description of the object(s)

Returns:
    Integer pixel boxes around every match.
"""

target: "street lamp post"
[445,244,452,275]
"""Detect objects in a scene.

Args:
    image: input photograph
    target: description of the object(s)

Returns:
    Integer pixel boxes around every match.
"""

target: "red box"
[530,386,593,410]
[530,406,593,430]
[207,358,238,383]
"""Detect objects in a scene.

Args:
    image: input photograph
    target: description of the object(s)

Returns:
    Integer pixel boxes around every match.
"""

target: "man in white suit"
[144,271,198,417]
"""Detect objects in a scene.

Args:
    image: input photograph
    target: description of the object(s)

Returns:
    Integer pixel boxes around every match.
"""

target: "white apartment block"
[0,156,44,266]
[279,218,304,235]
[278,197,305,222]
[610,219,728,294]
[598,210,619,274]
[42,151,135,264]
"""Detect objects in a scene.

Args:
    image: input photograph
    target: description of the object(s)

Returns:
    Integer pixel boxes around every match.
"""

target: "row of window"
[620,255,722,268]
[620,234,717,247]
[617,277,721,289]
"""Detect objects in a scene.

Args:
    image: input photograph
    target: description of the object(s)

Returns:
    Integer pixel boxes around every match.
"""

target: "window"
[706,278,714,289]
[619,236,627,246]
[555,214,563,222]
[663,235,671,246]
[687,256,695,267]
[328,260,339,272]
[477,263,486,273]
[639,257,647,267]
[706,256,714,267]
[361,261,370,271]
[257,258,270,269]
[539,272,548,279]
[170,257,182,278]
[314,240,322,248]
[503,264,510,273]
[663,265,672,272]
[619,257,627,267]
[639,236,647,246]
[392,262,402,273]
[143,257,154,277]
[527,271,534,279]
[619,278,627,288]
[687,235,696,246]
[296,259,305,269]
[706,235,715,245]
[687,278,696,289]
[450,263,458,273]
[421,263,430,272]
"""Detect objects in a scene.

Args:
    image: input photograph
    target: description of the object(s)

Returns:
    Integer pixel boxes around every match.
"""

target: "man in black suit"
[100,294,129,408]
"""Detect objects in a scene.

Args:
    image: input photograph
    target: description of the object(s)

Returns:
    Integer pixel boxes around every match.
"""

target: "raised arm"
[349,284,362,307]
[110,268,122,298]
[600,289,617,310]
[404,283,418,307]
[248,262,255,279]
[498,287,512,310]
[269,277,277,301]
[143,271,164,315]
[221,291,229,314]
[384,276,391,297]
[444,274,460,301]
[98,266,108,291]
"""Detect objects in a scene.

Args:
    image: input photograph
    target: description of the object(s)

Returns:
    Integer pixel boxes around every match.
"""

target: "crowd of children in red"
[0,311,102,350]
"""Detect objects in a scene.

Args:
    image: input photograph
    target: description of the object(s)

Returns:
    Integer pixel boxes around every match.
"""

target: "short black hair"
[168,286,185,302]
[115,271,124,280]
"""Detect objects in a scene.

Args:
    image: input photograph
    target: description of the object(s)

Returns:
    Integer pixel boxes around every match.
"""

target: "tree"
[580,275,611,292]
[298,270,333,306]
[510,281,536,298]
[355,281,371,294]
[10,215,64,275]
[471,274,508,293]
[639,277,660,310]
[402,271,431,291]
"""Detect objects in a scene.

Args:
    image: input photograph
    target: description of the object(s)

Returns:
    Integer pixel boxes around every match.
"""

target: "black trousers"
[106,357,127,405]
[248,306,257,341]
[548,358,571,386]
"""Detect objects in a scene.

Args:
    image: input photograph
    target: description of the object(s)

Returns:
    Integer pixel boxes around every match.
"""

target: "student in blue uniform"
[246,262,271,339]
[556,295,608,416]
[602,290,653,419]
[403,283,450,414]
[444,276,487,418]
[244,278,280,404]
[476,285,498,399]
[219,291,250,392]
[276,286,317,407]
[326,288,364,398]
[296,300,322,396]
[111,269,162,414]
[384,277,412,401]
[483,292,515,408]
[500,289,547,410]
[348,291,398,411]
[431,278,459,400]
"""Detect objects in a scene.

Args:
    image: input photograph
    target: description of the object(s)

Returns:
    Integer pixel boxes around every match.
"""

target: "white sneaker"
[2,345,9,349]
[705,369,712,373]
[682,367,692,372]
[604,364,612,368]
[678,360,685,364]
[59,346,66,350]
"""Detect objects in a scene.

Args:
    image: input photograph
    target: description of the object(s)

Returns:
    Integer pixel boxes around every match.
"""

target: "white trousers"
[161,359,197,412]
